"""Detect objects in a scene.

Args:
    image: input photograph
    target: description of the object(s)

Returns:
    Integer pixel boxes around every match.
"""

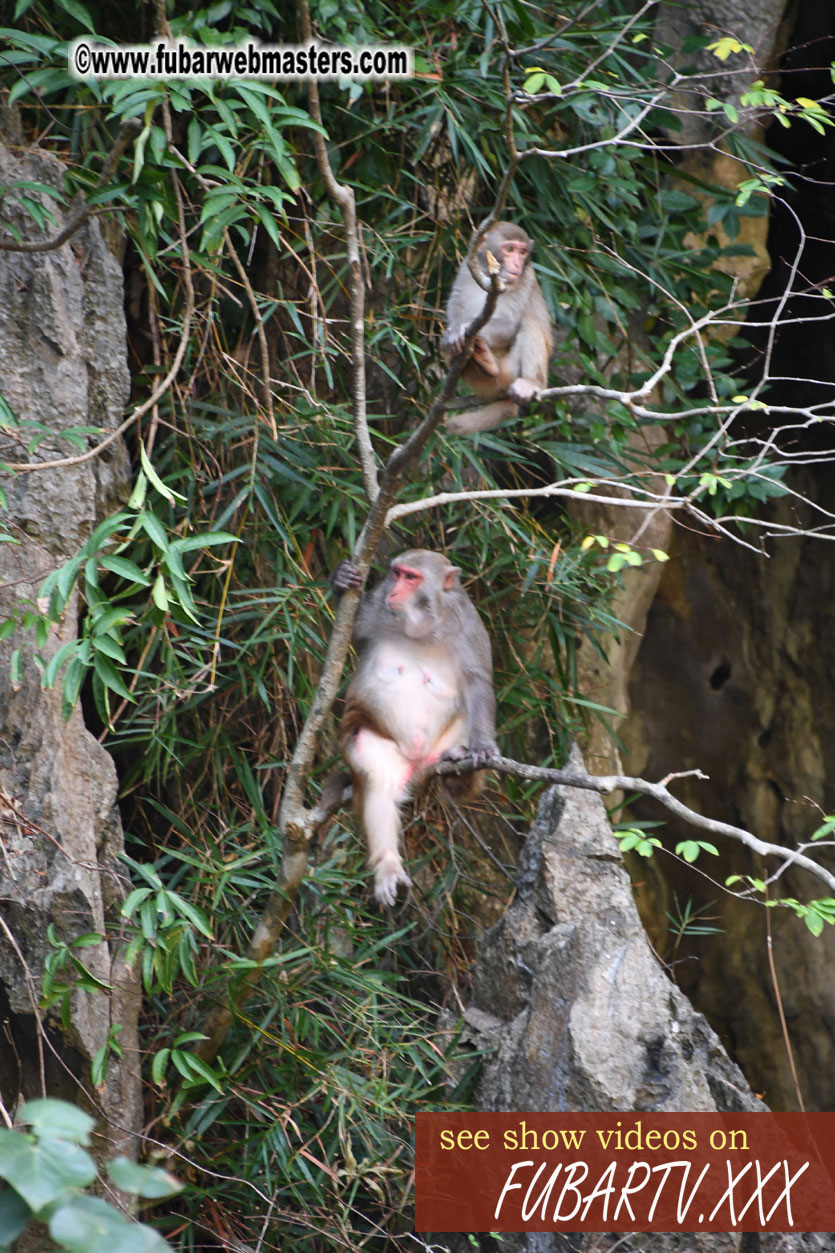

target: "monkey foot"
[507,377,538,403]
[373,859,412,908]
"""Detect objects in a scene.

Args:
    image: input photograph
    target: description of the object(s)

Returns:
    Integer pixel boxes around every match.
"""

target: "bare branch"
[0,119,141,253]
[433,755,835,894]
[299,1,376,504]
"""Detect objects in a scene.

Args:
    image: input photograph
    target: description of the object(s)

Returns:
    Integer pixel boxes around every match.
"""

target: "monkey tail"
[441,768,486,804]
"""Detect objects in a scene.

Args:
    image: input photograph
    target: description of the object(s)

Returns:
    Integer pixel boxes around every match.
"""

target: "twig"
[764,889,805,1111]
[0,119,141,253]
[298,0,376,503]
[222,226,277,440]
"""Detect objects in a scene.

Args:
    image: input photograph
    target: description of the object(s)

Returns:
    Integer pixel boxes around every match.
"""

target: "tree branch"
[298,1,376,504]
[432,754,835,894]
[0,119,141,253]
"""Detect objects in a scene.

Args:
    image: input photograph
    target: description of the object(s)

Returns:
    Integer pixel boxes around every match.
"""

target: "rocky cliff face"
[0,137,141,1153]
[621,473,835,1112]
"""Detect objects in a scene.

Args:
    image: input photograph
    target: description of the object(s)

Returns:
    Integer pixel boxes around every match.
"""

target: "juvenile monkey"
[442,221,553,435]
[332,550,498,906]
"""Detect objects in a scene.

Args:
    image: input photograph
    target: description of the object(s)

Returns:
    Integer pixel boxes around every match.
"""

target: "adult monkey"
[442,221,553,435]
[332,550,498,906]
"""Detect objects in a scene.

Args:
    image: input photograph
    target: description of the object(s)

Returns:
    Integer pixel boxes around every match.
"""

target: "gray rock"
[0,138,140,1156]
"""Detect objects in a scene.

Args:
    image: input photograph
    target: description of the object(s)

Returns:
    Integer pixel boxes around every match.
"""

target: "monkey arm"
[465,677,499,762]
[515,296,553,388]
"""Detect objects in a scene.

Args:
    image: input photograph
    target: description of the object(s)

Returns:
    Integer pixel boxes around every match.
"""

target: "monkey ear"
[443,565,461,590]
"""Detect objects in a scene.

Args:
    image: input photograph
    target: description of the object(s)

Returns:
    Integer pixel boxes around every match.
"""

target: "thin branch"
[764,890,806,1112]
[432,755,835,894]
[385,478,683,524]
[0,119,141,252]
[223,226,277,440]
[299,1,376,503]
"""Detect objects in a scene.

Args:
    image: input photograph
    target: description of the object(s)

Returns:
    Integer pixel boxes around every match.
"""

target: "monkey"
[332,550,498,906]
[442,221,553,436]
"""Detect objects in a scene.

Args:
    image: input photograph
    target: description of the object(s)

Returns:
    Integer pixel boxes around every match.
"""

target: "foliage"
[0,1099,179,1253]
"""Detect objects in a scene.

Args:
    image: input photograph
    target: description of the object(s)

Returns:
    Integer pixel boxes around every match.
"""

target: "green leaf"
[179,1052,223,1092]
[122,887,153,917]
[92,654,134,701]
[49,1195,172,1253]
[128,471,147,510]
[166,891,213,938]
[811,816,835,840]
[91,1043,109,1088]
[99,555,150,585]
[41,640,80,689]
[151,1048,170,1086]
[138,511,169,552]
[55,0,95,31]
[172,531,238,552]
[19,1100,93,1145]
[0,1188,31,1244]
[108,1157,182,1199]
[91,633,126,664]
[0,1130,95,1210]
[151,573,169,612]
[139,442,185,504]
[90,606,133,635]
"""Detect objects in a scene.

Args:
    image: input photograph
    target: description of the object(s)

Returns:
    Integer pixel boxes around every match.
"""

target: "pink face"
[499,238,530,284]
[385,563,423,610]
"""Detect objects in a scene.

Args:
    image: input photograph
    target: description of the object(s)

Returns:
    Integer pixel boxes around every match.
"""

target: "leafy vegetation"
[0,1099,179,1252]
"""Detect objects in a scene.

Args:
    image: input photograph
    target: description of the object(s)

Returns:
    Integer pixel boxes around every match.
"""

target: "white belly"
[367,641,460,762]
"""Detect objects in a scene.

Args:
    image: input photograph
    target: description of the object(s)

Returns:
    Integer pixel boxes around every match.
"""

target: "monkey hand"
[507,377,539,404]
[443,323,474,358]
[373,855,412,908]
[469,738,499,769]
[330,559,364,596]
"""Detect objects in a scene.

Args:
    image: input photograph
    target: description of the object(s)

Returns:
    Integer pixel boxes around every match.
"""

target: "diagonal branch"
[0,119,141,253]
[433,755,835,895]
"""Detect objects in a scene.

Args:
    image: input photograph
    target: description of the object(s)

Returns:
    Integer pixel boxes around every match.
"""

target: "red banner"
[415,1112,835,1233]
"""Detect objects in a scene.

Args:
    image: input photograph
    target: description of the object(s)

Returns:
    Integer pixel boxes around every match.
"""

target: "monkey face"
[499,238,530,284]
[385,562,424,610]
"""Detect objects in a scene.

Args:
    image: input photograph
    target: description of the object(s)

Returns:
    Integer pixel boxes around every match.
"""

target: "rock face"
[0,139,141,1153]
[466,749,758,1116]
[453,751,835,1251]
[621,484,835,1113]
